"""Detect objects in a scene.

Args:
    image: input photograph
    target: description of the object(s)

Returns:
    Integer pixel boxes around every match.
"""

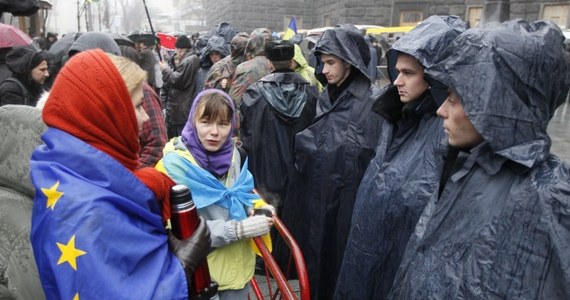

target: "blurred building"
[203,0,569,33]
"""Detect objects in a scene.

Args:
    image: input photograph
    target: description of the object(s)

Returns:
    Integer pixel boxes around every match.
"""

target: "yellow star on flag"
[42,181,64,210]
[73,293,80,300]
[57,235,87,271]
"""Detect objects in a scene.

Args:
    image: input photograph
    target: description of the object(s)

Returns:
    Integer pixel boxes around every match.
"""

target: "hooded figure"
[229,28,272,107]
[240,41,318,209]
[0,46,50,106]
[334,16,466,300]
[292,44,323,92]
[389,19,570,299]
[0,105,46,300]
[280,27,383,300]
[204,32,249,92]
[196,36,230,94]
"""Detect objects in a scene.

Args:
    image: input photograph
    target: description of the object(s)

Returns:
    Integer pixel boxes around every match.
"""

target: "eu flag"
[30,128,188,300]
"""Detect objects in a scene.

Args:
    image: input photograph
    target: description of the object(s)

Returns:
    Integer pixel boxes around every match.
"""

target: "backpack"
[1,77,32,106]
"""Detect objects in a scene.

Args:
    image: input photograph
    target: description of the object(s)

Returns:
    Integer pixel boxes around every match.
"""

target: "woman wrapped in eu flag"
[30,49,211,299]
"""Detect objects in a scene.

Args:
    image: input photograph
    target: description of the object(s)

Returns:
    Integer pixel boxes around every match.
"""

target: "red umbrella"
[0,23,32,48]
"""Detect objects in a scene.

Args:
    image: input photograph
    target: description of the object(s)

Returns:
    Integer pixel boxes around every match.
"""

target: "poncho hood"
[427,19,570,168]
[314,27,371,81]
[387,15,467,84]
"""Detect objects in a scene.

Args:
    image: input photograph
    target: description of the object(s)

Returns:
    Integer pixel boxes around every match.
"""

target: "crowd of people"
[0,14,569,300]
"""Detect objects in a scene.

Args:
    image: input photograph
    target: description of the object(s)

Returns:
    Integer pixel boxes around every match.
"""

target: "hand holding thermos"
[168,184,218,299]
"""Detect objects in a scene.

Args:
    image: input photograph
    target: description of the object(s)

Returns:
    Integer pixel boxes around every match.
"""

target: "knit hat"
[30,51,49,69]
[175,35,192,49]
[6,46,46,74]
[265,41,294,61]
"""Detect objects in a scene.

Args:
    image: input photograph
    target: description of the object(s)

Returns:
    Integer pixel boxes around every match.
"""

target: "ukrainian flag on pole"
[283,16,297,40]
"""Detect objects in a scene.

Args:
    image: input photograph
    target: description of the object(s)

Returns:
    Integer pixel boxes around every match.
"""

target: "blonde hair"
[106,53,147,96]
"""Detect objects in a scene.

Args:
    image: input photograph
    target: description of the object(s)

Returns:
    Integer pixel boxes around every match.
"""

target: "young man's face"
[31,60,49,85]
[321,53,351,87]
[393,53,429,103]
[436,89,483,149]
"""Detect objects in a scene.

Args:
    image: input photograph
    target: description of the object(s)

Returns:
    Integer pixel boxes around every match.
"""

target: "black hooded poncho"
[335,15,467,300]
[280,27,383,300]
[389,19,570,299]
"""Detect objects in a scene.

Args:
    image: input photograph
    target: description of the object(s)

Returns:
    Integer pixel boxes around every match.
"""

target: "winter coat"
[162,51,200,126]
[204,32,249,93]
[240,70,318,206]
[0,105,45,300]
[229,28,272,107]
[335,16,466,300]
[281,26,383,300]
[157,139,257,291]
[0,46,45,106]
[390,19,570,299]
[195,36,231,95]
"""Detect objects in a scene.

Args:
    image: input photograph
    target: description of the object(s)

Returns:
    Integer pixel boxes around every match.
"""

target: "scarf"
[42,49,175,222]
[180,89,236,177]
[162,151,257,220]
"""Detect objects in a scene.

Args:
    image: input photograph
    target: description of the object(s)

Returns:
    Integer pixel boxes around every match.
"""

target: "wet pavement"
[549,98,570,163]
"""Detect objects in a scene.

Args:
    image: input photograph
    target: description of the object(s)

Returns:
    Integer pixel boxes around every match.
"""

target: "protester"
[335,16,466,300]
[204,32,249,92]
[119,45,168,167]
[229,28,273,108]
[30,49,211,299]
[0,105,46,300]
[0,46,49,106]
[280,26,383,300]
[45,32,58,50]
[156,89,275,299]
[389,19,570,299]
[161,35,201,138]
[196,35,230,95]
[241,40,318,210]
[291,44,323,92]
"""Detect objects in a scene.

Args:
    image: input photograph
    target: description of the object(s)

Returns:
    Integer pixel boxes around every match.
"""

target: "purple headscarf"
[180,89,236,176]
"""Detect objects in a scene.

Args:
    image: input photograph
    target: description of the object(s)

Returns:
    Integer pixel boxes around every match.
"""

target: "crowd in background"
[1,15,570,300]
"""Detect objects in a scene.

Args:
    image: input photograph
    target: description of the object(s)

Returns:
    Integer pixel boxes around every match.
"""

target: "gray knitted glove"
[235,215,270,239]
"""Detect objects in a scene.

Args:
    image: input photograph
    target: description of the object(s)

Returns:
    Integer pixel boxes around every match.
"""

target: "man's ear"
[268,61,275,72]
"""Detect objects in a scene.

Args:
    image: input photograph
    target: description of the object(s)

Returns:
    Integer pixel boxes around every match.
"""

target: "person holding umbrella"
[0,23,34,83]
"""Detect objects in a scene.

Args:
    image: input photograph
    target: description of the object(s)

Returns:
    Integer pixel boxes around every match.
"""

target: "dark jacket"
[0,105,46,300]
[280,27,383,300]
[335,16,466,300]
[240,70,318,206]
[390,19,570,300]
[0,46,45,106]
[196,36,230,94]
[162,51,200,126]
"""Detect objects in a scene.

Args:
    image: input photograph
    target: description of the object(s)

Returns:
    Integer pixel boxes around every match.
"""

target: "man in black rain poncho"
[334,15,466,300]
[389,19,570,299]
[280,27,383,300]
[240,41,318,208]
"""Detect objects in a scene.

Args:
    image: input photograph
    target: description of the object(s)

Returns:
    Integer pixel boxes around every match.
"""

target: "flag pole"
[141,0,162,61]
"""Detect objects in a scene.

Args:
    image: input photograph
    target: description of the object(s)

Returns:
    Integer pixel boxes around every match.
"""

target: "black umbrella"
[0,0,39,16]
[48,32,82,64]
